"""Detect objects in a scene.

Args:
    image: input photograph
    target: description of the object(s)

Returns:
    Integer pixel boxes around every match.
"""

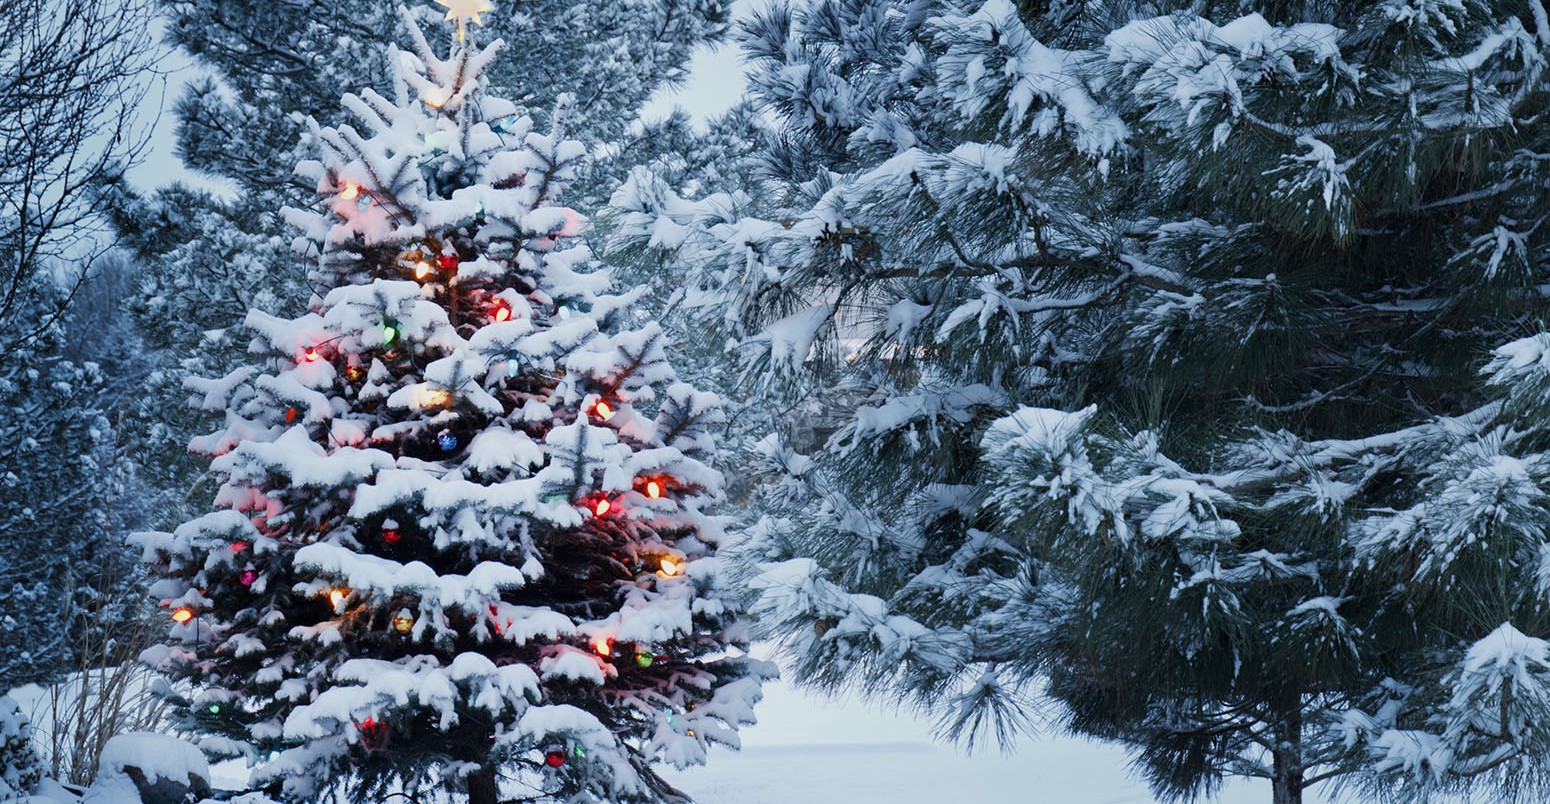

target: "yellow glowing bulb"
[593,638,612,657]
[340,184,360,200]
[416,387,452,409]
[414,261,433,280]
[645,481,662,499]
[171,607,194,623]
[392,609,414,634]
[593,498,611,517]
[594,401,614,420]
[659,558,680,577]
[329,588,349,607]
[423,90,446,109]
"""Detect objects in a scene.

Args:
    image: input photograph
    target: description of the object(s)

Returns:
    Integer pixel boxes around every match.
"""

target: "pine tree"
[616,0,1550,802]
[0,270,142,686]
[103,0,734,536]
[134,10,771,803]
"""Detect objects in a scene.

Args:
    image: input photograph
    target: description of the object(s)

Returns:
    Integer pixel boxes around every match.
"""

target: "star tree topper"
[435,0,495,42]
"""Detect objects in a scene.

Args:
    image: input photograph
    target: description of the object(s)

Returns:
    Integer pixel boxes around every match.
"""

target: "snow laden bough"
[132,6,773,803]
[613,0,1550,801]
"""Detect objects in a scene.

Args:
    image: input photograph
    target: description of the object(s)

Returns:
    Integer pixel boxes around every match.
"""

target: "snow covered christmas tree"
[134,5,771,802]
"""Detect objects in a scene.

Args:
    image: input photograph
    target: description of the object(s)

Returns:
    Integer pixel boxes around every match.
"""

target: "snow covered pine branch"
[610,1,1550,802]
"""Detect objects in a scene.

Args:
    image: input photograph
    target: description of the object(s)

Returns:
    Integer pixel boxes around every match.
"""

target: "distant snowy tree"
[0,270,145,687]
[134,12,771,803]
[615,1,1550,802]
[1,1,156,637]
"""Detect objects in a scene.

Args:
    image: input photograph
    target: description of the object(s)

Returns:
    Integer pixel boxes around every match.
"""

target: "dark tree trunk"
[1270,706,1304,804]
[467,764,499,804]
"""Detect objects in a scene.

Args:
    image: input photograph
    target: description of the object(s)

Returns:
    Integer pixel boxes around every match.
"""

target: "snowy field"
[659,676,1328,804]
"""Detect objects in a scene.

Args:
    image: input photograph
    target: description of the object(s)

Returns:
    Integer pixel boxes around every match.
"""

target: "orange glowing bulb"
[328,588,349,607]
[659,558,680,577]
[645,481,662,499]
[171,607,194,623]
[414,261,433,280]
[593,638,612,656]
[423,90,446,109]
[594,401,614,420]
[340,184,360,200]
[493,303,511,322]
[303,347,320,362]
[593,498,611,517]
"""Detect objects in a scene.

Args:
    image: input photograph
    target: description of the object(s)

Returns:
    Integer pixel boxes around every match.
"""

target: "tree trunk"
[467,764,499,804]
[1270,706,1303,804]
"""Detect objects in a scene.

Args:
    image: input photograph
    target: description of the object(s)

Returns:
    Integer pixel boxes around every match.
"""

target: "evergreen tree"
[135,10,770,803]
[104,0,734,534]
[0,696,43,802]
[0,270,142,686]
[614,0,1550,801]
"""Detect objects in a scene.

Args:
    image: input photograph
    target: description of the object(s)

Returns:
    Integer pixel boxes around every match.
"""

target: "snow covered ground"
[659,674,1330,804]
[12,663,1339,804]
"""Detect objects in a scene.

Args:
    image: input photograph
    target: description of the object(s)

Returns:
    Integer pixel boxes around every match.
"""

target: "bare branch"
[0,0,160,356]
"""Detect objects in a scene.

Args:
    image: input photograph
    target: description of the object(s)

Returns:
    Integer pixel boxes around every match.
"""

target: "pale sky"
[639,2,754,126]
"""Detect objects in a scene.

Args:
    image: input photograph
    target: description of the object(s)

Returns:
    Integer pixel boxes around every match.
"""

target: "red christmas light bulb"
[493,301,512,322]
[356,717,387,746]
[231,540,250,554]
[285,407,299,424]
[593,498,611,517]
[438,253,458,270]
[303,347,320,362]
[381,528,401,545]
[239,569,258,587]
[544,749,565,768]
